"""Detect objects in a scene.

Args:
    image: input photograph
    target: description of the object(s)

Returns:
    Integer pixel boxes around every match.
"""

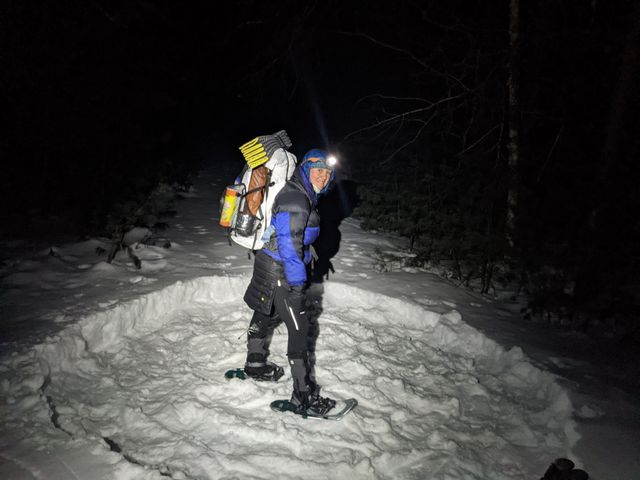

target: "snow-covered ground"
[1,165,639,479]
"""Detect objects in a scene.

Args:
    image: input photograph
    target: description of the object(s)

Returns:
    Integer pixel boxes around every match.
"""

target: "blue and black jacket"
[244,163,330,314]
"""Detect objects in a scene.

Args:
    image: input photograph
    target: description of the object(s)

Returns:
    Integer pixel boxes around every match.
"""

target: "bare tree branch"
[536,125,564,183]
[344,92,468,140]
[335,30,471,92]
[90,1,128,28]
[354,93,434,108]
[381,114,436,165]
[456,123,501,157]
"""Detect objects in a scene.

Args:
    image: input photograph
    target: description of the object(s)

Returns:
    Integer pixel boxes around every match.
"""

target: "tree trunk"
[574,1,640,302]
[505,0,522,249]
[598,1,640,205]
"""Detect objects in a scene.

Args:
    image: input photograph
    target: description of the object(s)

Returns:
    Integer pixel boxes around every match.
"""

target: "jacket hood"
[299,149,336,198]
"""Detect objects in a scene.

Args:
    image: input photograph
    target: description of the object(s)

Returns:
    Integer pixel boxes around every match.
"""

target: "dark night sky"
[2,2,497,158]
[2,3,386,178]
[1,0,638,250]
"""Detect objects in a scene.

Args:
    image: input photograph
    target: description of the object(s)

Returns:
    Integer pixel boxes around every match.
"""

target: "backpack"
[219,133,296,251]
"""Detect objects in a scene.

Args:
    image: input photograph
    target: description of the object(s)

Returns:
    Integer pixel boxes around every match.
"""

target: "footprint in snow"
[128,276,158,285]
[98,300,118,308]
[576,404,603,419]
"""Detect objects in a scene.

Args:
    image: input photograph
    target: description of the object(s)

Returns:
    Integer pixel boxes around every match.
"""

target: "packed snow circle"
[1,275,575,479]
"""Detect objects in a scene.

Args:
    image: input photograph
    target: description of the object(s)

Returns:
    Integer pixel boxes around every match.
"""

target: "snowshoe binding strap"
[243,362,284,382]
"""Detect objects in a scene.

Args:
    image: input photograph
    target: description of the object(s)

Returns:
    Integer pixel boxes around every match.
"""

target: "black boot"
[244,350,284,382]
[289,357,335,415]
[244,362,284,381]
[290,388,336,416]
[540,458,576,480]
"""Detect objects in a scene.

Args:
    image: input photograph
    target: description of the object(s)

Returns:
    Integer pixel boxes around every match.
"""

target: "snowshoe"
[224,368,248,380]
[540,458,589,480]
[290,388,337,416]
[270,396,357,421]
[245,361,285,382]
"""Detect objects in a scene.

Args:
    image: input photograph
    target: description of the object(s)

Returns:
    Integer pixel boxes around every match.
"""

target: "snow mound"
[1,276,577,479]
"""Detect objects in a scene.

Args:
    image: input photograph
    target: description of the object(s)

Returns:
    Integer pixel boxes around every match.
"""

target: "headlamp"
[326,155,338,167]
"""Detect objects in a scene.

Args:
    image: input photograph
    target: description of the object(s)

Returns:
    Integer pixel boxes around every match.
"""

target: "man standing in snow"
[243,148,337,416]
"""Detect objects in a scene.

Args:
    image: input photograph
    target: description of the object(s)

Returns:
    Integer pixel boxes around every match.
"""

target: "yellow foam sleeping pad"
[239,137,269,168]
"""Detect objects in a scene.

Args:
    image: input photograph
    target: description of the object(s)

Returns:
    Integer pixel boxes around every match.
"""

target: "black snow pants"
[247,282,310,359]
[246,281,317,393]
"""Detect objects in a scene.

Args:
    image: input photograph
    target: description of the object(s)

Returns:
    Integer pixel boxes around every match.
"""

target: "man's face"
[309,167,331,192]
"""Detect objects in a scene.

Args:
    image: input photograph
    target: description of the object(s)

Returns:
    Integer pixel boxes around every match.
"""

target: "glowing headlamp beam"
[326,155,338,167]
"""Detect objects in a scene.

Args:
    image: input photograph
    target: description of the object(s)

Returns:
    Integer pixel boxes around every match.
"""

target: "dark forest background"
[1,1,639,337]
